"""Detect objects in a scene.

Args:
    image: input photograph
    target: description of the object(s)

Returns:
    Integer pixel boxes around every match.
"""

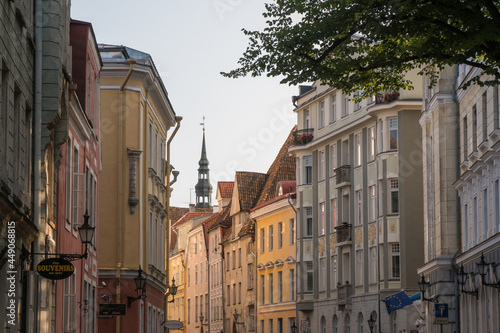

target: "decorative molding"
[330,234,337,253]
[318,237,326,257]
[127,149,142,214]
[355,228,362,247]
[368,225,376,245]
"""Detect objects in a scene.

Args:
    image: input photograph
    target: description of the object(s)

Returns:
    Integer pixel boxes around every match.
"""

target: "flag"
[385,291,412,314]
[409,292,422,306]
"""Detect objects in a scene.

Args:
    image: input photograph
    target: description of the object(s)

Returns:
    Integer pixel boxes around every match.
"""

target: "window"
[147,305,152,333]
[319,150,325,181]
[379,244,385,280]
[483,188,489,240]
[391,243,400,278]
[278,271,283,302]
[269,274,274,304]
[390,179,399,214]
[368,126,376,161]
[278,222,283,248]
[472,105,478,152]
[233,283,236,305]
[278,318,283,333]
[319,100,325,128]
[330,94,337,123]
[154,129,159,172]
[473,196,478,245]
[355,133,361,166]
[482,92,488,142]
[330,144,337,177]
[369,186,376,222]
[269,225,274,251]
[261,320,265,333]
[238,248,242,267]
[232,250,236,269]
[379,119,384,152]
[369,247,377,284]
[319,203,325,235]
[63,273,76,331]
[289,269,295,301]
[260,275,265,305]
[72,147,80,229]
[65,139,72,227]
[356,250,363,285]
[227,285,231,306]
[187,267,191,287]
[389,117,398,150]
[342,95,349,117]
[260,228,265,253]
[331,198,338,230]
[269,319,274,333]
[306,207,313,237]
[248,263,254,289]
[238,282,242,304]
[304,156,313,185]
[304,109,310,129]
[463,116,468,159]
[306,262,314,292]
[321,316,327,333]
[289,219,295,245]
[354,91,362,110]
[330,255,337,289]
[356,190,363,226]
[226,252,229,270]
[200,263,203,283]
[495,180,500,231]
[187,299,191,324]
[319,258,326,291]
[195,265,198,284]
[357,313,364,333]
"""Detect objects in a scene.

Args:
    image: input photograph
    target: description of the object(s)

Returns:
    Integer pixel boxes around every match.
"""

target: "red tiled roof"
[237,219,255,238]
[169,206,190,224]
[202,212,222,253]
[221,226,232,243]
[208,201,232,232]
[171,212,212,228]
[255,126,297,206]
[170,227,177,250]
[235,171,267,212]
[217,181,234,199]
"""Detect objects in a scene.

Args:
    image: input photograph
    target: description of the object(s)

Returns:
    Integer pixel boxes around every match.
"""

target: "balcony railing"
[292,128,314,145]
[334,165,351,185]
[338,282,352,306]
[375,91,399,104]
[334,222,352,243]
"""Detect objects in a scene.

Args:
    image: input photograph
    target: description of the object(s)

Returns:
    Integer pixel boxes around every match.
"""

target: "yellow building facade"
[251,184,297,333]
[97,45,178,333]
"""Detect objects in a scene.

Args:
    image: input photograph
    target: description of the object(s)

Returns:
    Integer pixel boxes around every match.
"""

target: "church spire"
[195,116,212,209]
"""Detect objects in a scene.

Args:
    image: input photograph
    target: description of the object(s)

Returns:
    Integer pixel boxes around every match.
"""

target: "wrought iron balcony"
[337,282,352,306]
[292,128,314,145]
[375,91,400,104]
[334,222,352,243]
[334,165,351,185]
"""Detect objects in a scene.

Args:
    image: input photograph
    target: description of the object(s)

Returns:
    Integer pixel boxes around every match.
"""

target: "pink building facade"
[54,20,102,333]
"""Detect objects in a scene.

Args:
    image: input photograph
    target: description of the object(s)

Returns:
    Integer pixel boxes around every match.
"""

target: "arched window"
[320,316,326,333]
[357,313,363,333]
[391,311,397,333]
[333,315,338,333]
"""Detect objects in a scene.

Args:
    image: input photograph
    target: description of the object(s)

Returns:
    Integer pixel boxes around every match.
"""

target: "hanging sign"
[37,258,75,280]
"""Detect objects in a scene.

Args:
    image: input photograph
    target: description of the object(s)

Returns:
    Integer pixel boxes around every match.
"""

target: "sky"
[71,0,299,208]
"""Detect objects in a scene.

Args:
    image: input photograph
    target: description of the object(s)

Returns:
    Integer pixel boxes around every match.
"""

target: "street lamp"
[457,264,478,297]
[476,253,500,290]
[233,310,245,327]
[165,277,178,303]
[418,274,437,302]
[367,312,376,333]
[128,267,147,307]
[291,321,297,333]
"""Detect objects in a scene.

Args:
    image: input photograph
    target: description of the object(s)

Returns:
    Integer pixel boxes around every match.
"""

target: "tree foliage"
[221,0,500,97]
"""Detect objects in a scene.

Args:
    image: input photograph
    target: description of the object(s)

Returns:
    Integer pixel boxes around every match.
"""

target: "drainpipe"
[165,115,182,332]
[246,213,257,331]
[451,65,461,333]
[33,1,42,331]
[116,58,136,333]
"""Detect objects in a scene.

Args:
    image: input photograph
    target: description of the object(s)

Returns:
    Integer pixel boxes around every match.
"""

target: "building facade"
[54,19,102,333]
[97,44,178,333]
[252,182,297,333]
[291,78,425,333]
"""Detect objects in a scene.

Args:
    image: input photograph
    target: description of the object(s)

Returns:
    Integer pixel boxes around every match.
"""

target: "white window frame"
[330,144,337,177]
[356,249,363,286]
[330,94,337,124]
[319,149,325,181]
[331,198,338,230]
[355,133,361,166]
[389,117,398,150]
[391,243,400,279]
[319,100,325,129]
[368,126,376,161]
[319,202,325,235]
[278,222,283,248]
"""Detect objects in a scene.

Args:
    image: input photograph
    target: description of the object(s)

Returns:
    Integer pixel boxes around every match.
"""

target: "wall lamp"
[165,277,178,303]
[290,321,297,333]
[476,253,500,290]
[457,264,478,298]
[25,210,95,261]
[127,267,147,307]
[418,274,439,302]
[367,312,376,333]
[233,310,245,327]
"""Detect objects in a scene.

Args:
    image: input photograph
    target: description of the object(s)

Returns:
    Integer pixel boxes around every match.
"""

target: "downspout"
[246,213,257,331]
[116,58,136,333]
[165,115,183,332]
[451,65,461,333]
[33,1,42,331]
[286,194,299,330]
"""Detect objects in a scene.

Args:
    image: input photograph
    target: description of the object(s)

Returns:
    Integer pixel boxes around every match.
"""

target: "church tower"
[195,119,212,209]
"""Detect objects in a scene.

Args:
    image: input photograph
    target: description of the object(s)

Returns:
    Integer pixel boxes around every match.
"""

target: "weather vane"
[200,116,205,132]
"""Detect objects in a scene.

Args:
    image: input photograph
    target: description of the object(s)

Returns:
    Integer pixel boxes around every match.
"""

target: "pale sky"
[71,0,298,208]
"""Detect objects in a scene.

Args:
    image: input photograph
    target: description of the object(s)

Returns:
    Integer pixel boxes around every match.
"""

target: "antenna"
[200,115,206,132]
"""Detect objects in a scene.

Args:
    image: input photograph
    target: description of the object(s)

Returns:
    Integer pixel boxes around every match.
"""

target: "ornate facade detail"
[355,228,362,247]
[127,149,142,214]
[368,224,377,245]
[330,234,337,252]
[318,237,325,257]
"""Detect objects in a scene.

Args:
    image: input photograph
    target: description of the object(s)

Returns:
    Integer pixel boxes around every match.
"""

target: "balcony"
[337,282,352,307]
[334,165,351,187]
[292,128,314,146]
[334,222,352,243]
[375,91,399,104]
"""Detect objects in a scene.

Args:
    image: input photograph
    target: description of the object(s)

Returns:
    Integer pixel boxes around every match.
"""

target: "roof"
[170,207,190,224]
[208,201,232,232]
[217,181,234,199]
[202,211,223,253]
[221,226,233,243]
[255,126,297,206]
[235,171,267,212]
[170,227,177,251]
[171,212,212,228]
[237,219,255,238]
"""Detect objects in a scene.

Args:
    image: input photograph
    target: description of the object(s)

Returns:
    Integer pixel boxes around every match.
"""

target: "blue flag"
[385,291,412,314]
